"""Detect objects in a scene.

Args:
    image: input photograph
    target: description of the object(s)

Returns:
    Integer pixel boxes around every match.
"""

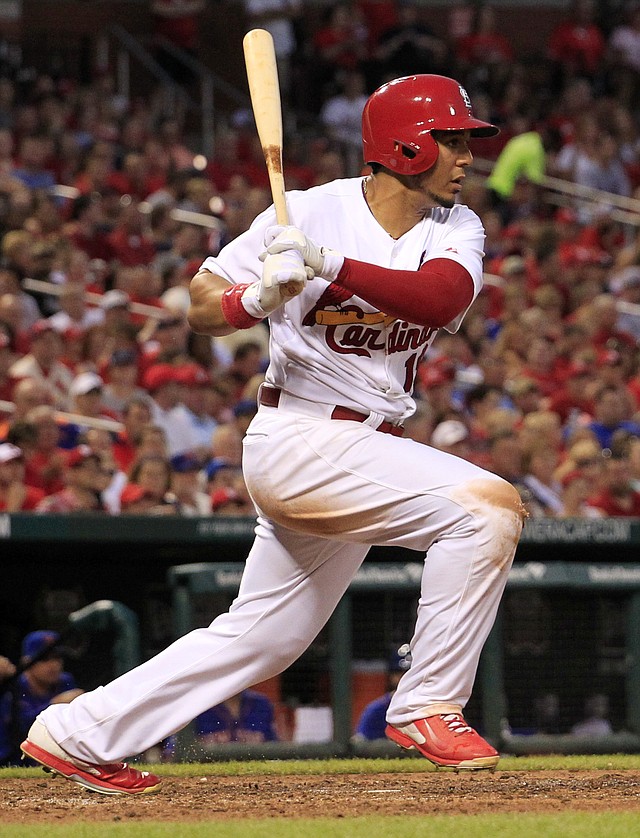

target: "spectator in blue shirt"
[194,689,278,744]
[0,631,83,766]
[353,644,412,741]
[587,385,640,451]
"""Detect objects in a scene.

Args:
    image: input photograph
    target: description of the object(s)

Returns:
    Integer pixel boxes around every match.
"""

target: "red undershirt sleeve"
[335,257,475,329]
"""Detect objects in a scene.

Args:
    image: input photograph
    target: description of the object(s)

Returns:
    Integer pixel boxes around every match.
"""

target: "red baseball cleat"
[385,713,499,770]
[21,720,161,795]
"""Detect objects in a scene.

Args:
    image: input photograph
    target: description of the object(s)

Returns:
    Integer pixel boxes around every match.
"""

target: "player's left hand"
[262,226,344,281]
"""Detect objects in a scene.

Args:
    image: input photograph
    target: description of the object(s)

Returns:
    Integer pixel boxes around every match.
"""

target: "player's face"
[418,131,473,209]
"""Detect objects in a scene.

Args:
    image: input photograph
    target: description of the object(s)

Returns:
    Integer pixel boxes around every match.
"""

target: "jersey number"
[403,355,418,393]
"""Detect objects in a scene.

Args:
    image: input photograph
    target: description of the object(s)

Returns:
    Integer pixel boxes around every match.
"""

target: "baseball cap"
[561,469,588,489]
[120,483,155,507]
[609,267,640,294]
[500,255,527,276]
[597,348,624,367]
[205,457,233,481]
[100,289,130,310]
[430,420,469,449]
[175,363,211,387]
[66,444,100,468]
[109,348,138,367]
[21,630,62,660]
[210,487,242,511]
[143,363,180,392]
[30,319,57,340]
[0,442,23,463]
[566,360,593,378]
[63,324,86,341]
[161,285,190,314]
[417,361,455,390]
[505,376,540,397]
[233,399,258,418]
[170,452,201,473]
[69,371,104,397]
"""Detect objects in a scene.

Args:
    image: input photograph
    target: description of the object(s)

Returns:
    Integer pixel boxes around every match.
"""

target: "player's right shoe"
[20,719,161,795]
[385,713,500,770]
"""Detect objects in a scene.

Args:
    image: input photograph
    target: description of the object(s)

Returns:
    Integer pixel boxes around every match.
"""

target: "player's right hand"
[240,250,312,320]
[261,250,314,293]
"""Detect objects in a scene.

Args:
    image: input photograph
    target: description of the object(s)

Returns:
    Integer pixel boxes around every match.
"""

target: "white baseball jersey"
[202,177,486,422]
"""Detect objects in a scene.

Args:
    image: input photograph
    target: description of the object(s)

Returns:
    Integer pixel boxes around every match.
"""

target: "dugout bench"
[167,556,640,760]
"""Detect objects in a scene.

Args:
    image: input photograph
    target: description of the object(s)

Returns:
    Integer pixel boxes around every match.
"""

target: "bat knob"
[282,280,305,298]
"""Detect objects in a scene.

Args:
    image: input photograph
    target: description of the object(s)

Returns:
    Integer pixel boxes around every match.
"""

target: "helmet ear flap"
[390,133,439,174]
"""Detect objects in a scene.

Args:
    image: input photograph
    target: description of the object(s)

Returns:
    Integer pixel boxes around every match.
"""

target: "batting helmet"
[362,75,499,176]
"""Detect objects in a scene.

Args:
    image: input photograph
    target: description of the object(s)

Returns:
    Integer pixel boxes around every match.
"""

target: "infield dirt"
[3,770,640,822]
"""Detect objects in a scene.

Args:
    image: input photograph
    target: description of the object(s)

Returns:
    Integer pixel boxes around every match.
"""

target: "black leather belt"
[258,387,404,437]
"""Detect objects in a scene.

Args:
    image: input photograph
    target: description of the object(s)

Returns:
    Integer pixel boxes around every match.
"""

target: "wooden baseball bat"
[243,28,288,225]
[243,28,302,294]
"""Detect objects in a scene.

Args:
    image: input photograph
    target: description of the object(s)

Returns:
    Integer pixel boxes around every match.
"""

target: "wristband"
[220,283,264,330]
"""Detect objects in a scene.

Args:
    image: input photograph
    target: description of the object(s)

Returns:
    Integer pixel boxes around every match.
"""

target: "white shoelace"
[441,714,474,735]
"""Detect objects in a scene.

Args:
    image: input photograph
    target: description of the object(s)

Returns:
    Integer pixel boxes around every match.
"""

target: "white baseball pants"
[40,406,523,763]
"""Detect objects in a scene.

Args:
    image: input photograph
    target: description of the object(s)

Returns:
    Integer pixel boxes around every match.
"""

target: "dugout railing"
[167,556,640,761]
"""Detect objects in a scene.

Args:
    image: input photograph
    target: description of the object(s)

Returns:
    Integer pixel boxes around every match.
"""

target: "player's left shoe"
[21,719,161,795]
[385,713,499,770]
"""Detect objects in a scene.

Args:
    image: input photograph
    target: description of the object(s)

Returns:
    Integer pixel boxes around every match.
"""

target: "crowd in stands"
[2,1,640,517]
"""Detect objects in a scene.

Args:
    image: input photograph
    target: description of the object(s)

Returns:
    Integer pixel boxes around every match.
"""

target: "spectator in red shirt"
[61,372,122,449]
[21,405,68,496]
[107,151,166,201]
[127,453,174,507]
[519,336,565,398]
[454,4,514,71]
[373,0,448,81]
[556,468,605,518]
[313,2,369,95]
[35,445,107,513]
[151,0,206,85]
[0,378,52,443]
[587,451,640,516]
[547,361,597,425]
[113,266,165,327]
[0,443,45,511]
[101,349,148,419]
[547,0,605,85]
[112,397,154,473]
[63,194,116,264]
[9,321,74,410]
[0,330,18,403]
[106,203,156,268]
[98,290,134,335]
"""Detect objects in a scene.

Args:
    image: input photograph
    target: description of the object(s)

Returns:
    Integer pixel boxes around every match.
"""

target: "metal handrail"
[475,156,640,226]
[105,23,192,113]
[105,25,250,160]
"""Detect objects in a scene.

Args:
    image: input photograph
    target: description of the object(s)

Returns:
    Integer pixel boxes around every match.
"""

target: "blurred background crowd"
[2,0,640,518]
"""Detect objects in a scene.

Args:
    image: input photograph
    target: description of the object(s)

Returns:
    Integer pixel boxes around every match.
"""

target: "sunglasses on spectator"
[157,318,183,329]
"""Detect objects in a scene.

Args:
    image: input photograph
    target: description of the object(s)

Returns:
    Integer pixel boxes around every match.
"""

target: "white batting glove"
[241,250,312,319]
[263,225,344,281]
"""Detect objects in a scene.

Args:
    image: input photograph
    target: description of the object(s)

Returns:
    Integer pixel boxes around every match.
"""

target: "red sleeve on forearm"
[335,257,475,328]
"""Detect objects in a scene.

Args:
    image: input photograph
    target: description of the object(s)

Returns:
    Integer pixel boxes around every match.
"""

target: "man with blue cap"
[0,631,82,765]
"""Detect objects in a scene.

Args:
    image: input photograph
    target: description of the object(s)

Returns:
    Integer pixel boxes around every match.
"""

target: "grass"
[1,814,640,838]
[4,752,640,779]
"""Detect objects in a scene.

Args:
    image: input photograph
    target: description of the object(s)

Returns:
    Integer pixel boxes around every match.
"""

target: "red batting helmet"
[362,75,499,175]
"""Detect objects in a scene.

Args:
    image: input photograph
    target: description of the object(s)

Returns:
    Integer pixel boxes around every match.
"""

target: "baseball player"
[21,75,525,794]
